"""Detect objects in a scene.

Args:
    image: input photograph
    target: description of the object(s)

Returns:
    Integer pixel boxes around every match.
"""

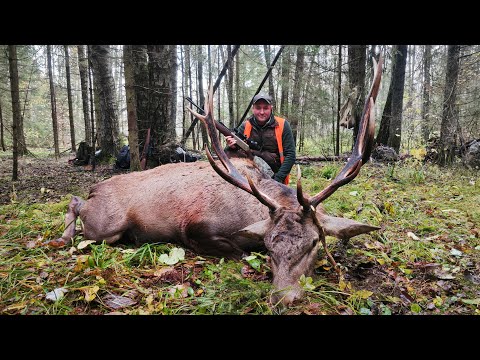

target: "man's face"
[252,100,272,123]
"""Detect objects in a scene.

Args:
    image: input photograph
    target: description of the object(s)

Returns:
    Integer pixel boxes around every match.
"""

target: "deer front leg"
[46,196,85,247]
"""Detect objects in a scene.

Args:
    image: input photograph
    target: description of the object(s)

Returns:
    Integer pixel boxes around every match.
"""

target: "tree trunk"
[131,45,149,149]
[196,45,208,147]
[147,45,177,148]
[235,48,241,122]
[264,45,275,107]
[0,99,5,151]
[183,45,196,150]
[347,45,366,144]
[227,45,234,128]
[421,45,432,143]
[77,45,92,146]
[336,45,342,156]
[64,45,76,152]
[376,47,395,146]
[116,46,125,135]
[217,46,223,122]
[47,45,60,158]
[123,45,141,171]
[87,46,96,151]
[8,45,20,180]
[280,46,291,117]
[387,45,408,153]
[290,45,305,144]
[436,45,461,166]
[89,45,120,160]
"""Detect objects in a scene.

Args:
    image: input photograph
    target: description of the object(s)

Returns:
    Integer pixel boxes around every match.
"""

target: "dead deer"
[50,57,383,306]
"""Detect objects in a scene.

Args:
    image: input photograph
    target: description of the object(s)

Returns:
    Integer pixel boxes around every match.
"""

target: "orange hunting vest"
[244,116,290,185]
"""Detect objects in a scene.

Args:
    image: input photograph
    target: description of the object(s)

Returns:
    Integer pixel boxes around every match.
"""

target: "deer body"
[59,157,304,257]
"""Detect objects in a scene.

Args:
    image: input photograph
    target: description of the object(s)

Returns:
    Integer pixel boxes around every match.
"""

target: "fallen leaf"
[407,231,420,240]
[78,285,100,302]
[461,298,480,305]
[77,240,96,250]
[103,294,137,309]
[434,268,456,280]
[46,287,68,302]
[353,290,373,299]
[25,240,37,249]
[153,266,175,277]
[450,248,462,257]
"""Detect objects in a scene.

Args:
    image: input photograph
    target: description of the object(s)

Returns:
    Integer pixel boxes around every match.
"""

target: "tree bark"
[147,45,177,147]
[347,45,366,144]
[87,46,96,151]
[196,45,208,147]
[183,45,196,149]
[376,47,395,146]
[290,45,305,144]
[387,45,408,153]
[47,45,60,158]
[77,45,92,147]
[8,45,20,180]
[263,45,275,107]
[436,45,461,166]
[131,45,149,148]
[0,99,5,151]
[89,45,120,160]
[336,45,342,156]
[280,46,291,117]
[227,45,234,128]
[421,45,432,143]
[123,45,141,171]
[64,45,76,152]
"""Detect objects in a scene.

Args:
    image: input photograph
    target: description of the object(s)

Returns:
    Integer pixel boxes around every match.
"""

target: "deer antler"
[302,56,383,210]
[187,86,280,211]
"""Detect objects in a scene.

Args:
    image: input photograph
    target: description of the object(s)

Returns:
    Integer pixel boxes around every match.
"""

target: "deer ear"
[317,212,380,240]
[233,219,270,240]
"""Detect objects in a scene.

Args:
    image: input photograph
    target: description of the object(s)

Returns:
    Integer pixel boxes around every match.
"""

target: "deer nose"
[271,287,303,306]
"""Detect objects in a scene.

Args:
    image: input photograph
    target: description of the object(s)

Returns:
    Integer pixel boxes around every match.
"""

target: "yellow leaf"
[339,279,352,291]
[145,294,154,306]
[384,202,395,215]
[376,258,385,265]
[354,289,373,299]
[410,148,427,161]
[79,285,100,302]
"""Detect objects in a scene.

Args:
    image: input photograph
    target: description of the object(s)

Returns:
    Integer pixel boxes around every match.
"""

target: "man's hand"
[225,135,237,149]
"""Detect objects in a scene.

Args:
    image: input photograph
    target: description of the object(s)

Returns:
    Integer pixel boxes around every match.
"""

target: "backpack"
[115,145,131,169]
[73,141,92,166]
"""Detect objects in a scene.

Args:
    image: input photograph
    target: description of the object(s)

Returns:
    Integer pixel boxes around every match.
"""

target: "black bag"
[73,141,92,166]
[115,145,131,169]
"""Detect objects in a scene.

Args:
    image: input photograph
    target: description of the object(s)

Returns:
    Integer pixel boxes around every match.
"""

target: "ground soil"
[0,155,121,205]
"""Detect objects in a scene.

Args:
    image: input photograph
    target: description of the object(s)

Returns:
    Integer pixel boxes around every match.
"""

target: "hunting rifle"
[185,97,259,152]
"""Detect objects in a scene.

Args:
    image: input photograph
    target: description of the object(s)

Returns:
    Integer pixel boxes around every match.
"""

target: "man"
[225,93,296,185]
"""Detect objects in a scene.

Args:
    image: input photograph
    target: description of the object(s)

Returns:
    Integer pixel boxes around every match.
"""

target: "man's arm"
[273,120,296,183]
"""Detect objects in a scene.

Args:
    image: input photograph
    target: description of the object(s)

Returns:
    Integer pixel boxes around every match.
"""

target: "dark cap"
[252,93,272,105]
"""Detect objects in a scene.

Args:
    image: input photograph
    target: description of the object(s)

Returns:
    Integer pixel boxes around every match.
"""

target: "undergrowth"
[1,159,479,315]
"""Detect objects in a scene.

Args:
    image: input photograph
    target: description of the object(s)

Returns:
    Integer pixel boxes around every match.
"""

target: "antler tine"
[309,56,383,209]
[187,85,280,211]
[295,164,310,211]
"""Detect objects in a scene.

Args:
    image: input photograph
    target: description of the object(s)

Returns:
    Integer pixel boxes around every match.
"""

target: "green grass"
[1,160,479,315]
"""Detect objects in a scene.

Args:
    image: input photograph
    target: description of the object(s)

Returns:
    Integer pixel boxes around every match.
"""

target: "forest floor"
[1,152,479,315]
